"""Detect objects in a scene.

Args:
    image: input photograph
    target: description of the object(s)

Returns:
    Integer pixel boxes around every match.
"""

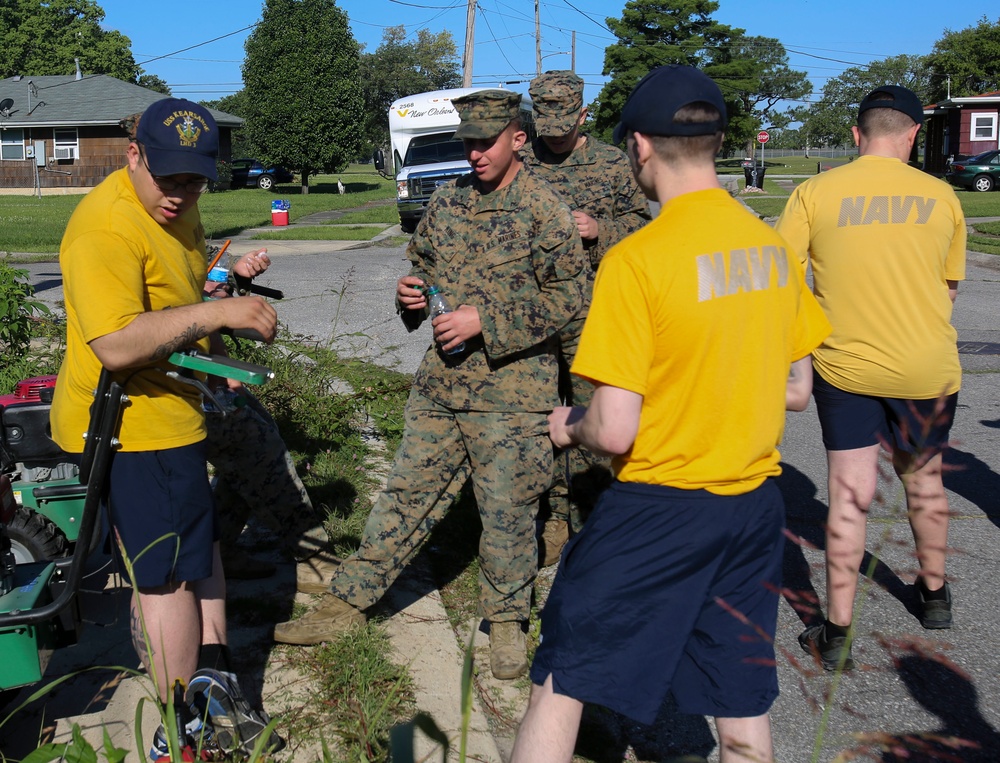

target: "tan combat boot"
[273,593,364,645]
[489,621,527,680]
[539,518,570,568]
[296,553,343,594]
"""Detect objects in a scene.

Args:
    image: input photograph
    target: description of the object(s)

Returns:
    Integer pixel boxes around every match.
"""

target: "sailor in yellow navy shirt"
[775,85,965,672]
[52,98,282,757]
[510,65,830,763]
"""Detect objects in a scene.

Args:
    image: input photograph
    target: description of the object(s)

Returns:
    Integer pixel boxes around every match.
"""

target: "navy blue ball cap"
[136,98,219,180]
[858,85,924,127]
[612,65,727,145]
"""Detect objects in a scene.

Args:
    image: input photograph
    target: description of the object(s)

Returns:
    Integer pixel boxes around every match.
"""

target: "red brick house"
[0,74,241,192]
[923,91,1000,175]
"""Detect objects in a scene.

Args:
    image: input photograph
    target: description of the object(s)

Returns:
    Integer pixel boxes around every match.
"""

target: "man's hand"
[397,276,427,311]
[432,304,480,351]
[573,210,599,241]
[233,249,270,278]
[548,406,586,449]
[218,295,278,343]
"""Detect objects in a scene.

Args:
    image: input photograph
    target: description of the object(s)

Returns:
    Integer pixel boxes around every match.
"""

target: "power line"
[135,23,258,67]
[477,5,520,74]
[386,0,464,8]
[558,0,611,34]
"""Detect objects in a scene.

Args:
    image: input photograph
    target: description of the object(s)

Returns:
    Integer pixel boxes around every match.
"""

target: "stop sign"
[757,130,770,144]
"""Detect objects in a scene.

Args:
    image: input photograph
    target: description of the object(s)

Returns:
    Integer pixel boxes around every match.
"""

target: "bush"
[0,262,51,358]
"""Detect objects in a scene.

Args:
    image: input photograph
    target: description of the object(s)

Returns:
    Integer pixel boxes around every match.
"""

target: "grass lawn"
[739,186,1000,229]
[717,154,849,175]
[969,219,1000,255]
[739,197,789,218]
[953,191,1000,218]
[330,206,399,225]
[0,164,394,253]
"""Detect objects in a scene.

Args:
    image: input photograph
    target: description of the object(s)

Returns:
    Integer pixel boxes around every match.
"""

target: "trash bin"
[271,199,290,226]
[742,165,766,189]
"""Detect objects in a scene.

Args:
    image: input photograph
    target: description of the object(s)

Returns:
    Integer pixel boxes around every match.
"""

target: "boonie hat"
[137,98,219,180]
[612,65,727,145]
[453,90,522,140]
[858,85,924,127]
[529,70,585,137]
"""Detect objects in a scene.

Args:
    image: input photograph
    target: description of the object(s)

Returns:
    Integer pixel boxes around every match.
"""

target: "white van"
[376,87,533,233]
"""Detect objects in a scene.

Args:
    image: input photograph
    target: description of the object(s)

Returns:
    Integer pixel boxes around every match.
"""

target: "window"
[970,112,998,142]
[53,128,79,160]
[1,128,25,160]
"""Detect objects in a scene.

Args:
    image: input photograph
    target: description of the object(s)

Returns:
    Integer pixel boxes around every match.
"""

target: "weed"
[0,262,52,358]
[280,624,415,762]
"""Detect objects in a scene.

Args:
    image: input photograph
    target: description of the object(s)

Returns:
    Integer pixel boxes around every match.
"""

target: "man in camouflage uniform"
[522,70,651,564]
[273,89,586,680]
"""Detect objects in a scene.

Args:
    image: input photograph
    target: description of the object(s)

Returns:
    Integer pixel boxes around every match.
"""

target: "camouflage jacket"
[403,166,587,412]
[522,135,650,269]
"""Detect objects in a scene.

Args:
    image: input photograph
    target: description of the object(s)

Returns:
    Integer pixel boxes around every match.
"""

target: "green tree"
[0,0,138,81]
[358,25,461,152]
[711,36,811,157]
[800,54,931,148]
[767,126,803,149]
[137,73,170,95]
[201,92,247,118]
[926,16,1000,99]
[201,92,251,157]
[241,0,364,193]
[590,0,743,144]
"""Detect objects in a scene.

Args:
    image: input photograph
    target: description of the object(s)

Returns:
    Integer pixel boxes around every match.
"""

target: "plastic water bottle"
[425,286,465,355]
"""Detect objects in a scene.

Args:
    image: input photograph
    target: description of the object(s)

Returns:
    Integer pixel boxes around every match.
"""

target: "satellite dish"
[0,98,13,116]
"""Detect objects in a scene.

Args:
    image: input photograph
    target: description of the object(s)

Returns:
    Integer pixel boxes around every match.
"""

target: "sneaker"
[918,581,953,630]
[273,592,364,644]
[148,716,213,761]
[296,553,343,594]
[221,546,277,581]
[538,518,570,568]
[185,668,285,755]
[798,623,855,672]
[489,621,528,680]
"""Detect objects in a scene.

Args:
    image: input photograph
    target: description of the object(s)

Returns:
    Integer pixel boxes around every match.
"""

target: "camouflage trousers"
[329,390,553,622]
[204,393,319,558]
[544,322,613,531]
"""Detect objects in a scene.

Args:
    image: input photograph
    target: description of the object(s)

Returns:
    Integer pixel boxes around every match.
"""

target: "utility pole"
[571,31,576,72]
[462,0,476,87]
[535,0,542,76]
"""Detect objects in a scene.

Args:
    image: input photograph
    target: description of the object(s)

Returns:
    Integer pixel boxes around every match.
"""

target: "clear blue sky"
[96,0,997,108]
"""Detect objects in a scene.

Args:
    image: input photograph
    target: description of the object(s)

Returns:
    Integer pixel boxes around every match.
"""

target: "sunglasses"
[137,145,210,194]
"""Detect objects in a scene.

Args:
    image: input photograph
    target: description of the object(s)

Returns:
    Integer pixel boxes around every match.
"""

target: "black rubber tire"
[400,218,417,234]
[257,175,274,190]
[973,174,995,192]
[5,506,69,563]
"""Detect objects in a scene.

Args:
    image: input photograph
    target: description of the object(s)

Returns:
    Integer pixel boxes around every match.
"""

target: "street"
[11,241,1000,761]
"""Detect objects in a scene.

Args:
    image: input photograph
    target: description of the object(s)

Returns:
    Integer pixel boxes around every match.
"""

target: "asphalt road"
[13,240,1000,761]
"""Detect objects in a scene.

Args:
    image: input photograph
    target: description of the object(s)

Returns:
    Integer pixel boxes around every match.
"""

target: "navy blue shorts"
[813,371,957,454]
[531,479,784,725]
[108,442,217,588]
